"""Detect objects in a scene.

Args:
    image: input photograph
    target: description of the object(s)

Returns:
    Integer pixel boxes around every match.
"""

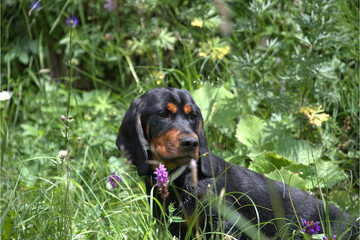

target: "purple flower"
[66,17,80,27]
[154,163,169,198]
[323,235,336,240]
[108,172,121,188]
[154,163,168,187]
[103,0,117,11]
[301,219,321,235]
[30,1,41,10]
[302,219,307,226]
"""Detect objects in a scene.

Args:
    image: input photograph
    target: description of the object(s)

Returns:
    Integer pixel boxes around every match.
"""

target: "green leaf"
[235,115,264,149]
[192,84,218,122]
[1,212,15,240]
[264,138,322,165]
[249,152,292,174]
[266,168,307,191]
[211,87,239,127]
[312,160,348,189]
[4,52,16,62]
[282,164,316,180]
[152,28,177,50]
[192,84,239,127]
[235,116,291,151]
[19,52,29,64]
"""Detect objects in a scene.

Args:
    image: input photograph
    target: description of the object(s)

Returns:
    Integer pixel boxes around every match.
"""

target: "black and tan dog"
[116,87,358,239]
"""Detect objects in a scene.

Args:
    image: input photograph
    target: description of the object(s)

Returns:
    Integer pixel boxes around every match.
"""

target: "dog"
[116,87,358,239]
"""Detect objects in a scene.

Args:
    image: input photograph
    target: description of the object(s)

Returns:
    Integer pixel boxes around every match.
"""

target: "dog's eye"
[189,113,197,120]
[159,111,170,118]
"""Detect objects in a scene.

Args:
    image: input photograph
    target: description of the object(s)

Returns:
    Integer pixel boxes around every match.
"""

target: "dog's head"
[116,87,216,176]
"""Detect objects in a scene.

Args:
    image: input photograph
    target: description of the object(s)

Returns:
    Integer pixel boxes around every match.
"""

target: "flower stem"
[64,23,73,240]
[66,26,73,119]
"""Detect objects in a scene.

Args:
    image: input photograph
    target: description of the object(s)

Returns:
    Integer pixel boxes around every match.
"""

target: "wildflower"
[108,172,121,188]
[191,19,204,28]
[58,149,69,158]
[154,163,169,199]
[103,0,117,11]
[30,1,41,10]
[151,70,165,85]
[66,17,80,27]
[323,235,336,240]
[198,38,231,60]
[0,91,11,101]
[301,219,321,235]
[300,105,330,127]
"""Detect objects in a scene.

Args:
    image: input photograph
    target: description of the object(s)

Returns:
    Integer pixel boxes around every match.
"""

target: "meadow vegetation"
[1,0,359,239]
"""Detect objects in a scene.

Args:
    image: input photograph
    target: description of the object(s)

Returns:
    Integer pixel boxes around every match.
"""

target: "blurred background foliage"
[1,0,359,238]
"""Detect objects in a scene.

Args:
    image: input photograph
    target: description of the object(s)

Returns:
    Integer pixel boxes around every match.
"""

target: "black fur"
[116,87,359,239]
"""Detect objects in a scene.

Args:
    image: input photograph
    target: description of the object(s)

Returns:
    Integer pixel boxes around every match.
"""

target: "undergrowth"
[1,0,359,239]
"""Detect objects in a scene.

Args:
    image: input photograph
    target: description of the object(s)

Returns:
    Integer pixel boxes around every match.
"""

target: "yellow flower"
[300,105,330,127]
[151,71,166,85]
[214,45,230,59]
[198,38,231,60]
[191,19,204,28]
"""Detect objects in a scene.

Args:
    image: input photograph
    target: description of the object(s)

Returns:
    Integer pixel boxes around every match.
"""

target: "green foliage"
[1,0,359,238]
[192,84,239,127]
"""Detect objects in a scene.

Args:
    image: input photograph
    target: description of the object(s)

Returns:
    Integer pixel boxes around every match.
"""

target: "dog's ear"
[116,98,149,176]
[197,110,219,177]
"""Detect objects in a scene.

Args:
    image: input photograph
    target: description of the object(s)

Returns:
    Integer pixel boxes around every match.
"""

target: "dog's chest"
[168,173,216,215]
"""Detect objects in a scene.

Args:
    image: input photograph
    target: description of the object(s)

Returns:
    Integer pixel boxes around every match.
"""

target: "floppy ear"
[197,110,219,177]
[116,98,149,176]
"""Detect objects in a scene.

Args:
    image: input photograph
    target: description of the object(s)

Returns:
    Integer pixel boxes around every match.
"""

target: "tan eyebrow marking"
[184,104,192,115]
[167,103,177,114]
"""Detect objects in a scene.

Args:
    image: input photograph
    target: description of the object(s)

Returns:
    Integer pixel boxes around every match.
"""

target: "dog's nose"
[180,136,199,151]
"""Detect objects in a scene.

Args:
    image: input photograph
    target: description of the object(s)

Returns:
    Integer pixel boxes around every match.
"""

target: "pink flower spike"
[154,163,169,199]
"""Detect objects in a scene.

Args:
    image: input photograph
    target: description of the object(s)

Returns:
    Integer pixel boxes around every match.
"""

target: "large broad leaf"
[235,116,291,152]
[192,84,218,122]
[262,138,322,165]
[266,168,307,191]
[311,160,348,189]
[275,138,322,165]
[192,84,239,127]
[282,164,316,180]
[248,152,318,190]
[210,87,239,127]
[235,116,264,149]
[249,152,292,174]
